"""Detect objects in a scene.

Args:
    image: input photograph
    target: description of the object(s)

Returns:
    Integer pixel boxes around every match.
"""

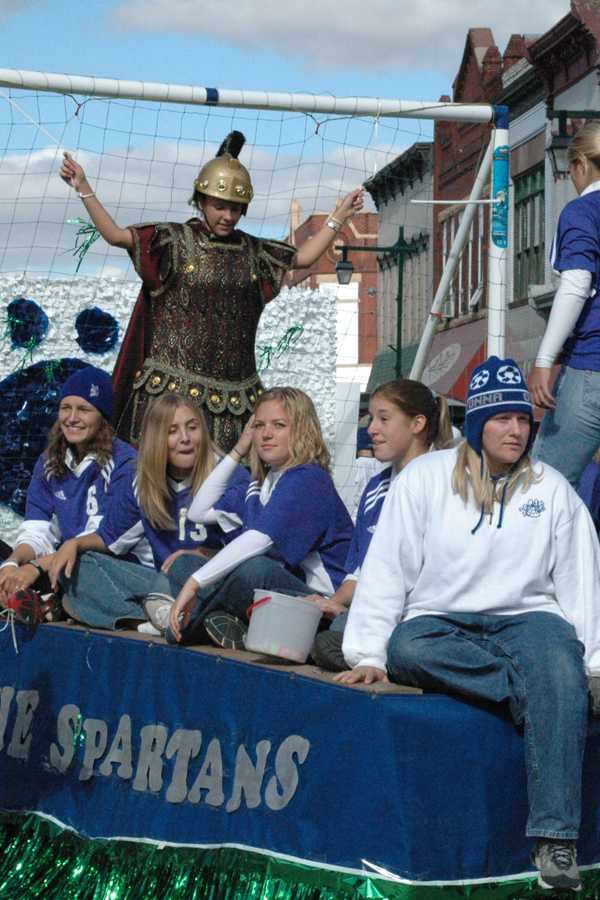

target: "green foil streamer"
[15,335,39,373]
[1,313,26,343]
[66,218,101,272]
[1,811,599,898]
[43,360,62,384]
[257,324,304,373]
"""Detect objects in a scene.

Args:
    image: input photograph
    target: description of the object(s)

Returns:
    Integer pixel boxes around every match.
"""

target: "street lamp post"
[335,226,427,378]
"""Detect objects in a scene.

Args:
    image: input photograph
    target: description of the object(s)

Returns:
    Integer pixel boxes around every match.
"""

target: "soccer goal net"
[0,68,504,532]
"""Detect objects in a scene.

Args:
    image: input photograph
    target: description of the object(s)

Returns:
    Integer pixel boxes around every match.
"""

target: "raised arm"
[293,188,364,270]
[188,417,254,522]
[60,152,134,250]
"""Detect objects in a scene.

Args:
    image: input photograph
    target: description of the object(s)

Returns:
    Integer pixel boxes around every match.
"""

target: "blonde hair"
[136,394,221,530]
[567,122,600,170]
[451,441,539,514]
[249,386,330,483]
[371,379,454,450]
[44,416,114,479]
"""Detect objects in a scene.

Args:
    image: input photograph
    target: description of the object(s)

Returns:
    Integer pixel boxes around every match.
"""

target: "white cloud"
[112,0,569,73]
[0,134,399,276]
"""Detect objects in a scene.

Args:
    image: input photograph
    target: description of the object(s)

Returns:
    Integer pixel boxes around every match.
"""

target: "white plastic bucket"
[244,589,322,663]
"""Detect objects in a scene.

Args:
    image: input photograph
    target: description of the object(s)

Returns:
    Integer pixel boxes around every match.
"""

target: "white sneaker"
[143,593,174,634]
[137,621,161,636]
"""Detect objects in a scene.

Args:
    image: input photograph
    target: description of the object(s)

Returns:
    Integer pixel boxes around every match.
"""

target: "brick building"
[423,1,600,403]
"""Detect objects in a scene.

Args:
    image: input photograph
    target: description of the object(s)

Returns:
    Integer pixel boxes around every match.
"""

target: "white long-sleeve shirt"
[343,447,600,674]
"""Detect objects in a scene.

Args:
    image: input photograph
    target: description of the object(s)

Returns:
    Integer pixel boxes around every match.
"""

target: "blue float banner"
[1,623,600,885]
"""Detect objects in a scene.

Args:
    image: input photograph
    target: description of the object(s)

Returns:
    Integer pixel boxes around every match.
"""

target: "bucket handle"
[246,595,271,619]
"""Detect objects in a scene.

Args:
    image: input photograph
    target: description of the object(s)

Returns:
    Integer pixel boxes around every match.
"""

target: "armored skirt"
[112,219,296,452]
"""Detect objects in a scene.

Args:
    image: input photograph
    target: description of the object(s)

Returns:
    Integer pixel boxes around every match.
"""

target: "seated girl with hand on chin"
[155,387,353,650]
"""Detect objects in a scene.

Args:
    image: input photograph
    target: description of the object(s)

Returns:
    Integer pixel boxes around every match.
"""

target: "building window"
[441,206,485,319]
[514,165,545,301]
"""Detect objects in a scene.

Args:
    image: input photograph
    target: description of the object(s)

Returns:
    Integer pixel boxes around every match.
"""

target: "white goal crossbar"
[0,68,495,123]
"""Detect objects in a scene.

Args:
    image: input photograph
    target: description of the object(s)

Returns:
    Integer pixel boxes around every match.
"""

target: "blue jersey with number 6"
[18,438,137,556]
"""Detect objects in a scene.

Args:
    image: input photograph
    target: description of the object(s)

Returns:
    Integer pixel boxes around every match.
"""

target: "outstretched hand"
[59,152,89,193]
[334,187,365,221]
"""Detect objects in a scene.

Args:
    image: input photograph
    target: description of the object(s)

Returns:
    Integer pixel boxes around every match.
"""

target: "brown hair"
[249,386,330,484]
[371,379,454,450]
[136,394,222,530]
[44,417,115,479]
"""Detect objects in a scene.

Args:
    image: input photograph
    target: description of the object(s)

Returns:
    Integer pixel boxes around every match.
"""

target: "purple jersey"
[552,187,600,370]
[577,459,600,533]
[216,463,353,593]
[345,467,392,575]
[18,438,137,556]
[99,462,250,568]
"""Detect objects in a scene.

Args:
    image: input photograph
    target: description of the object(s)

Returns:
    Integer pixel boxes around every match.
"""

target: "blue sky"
[2,0,569,104]
[0,0,569,275]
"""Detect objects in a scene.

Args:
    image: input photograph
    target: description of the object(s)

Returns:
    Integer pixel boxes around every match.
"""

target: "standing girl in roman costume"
[59,134,364,451]
[530,122,600,484]
[338,356,600,893]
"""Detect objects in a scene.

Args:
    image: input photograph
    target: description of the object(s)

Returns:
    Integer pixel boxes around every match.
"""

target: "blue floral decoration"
[6,297,49,349]
[75,307,119,354]
[0,358,89,515]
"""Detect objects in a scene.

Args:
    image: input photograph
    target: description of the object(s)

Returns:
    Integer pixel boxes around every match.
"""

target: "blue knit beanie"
[60,366,114,421]
[465,356,533,456]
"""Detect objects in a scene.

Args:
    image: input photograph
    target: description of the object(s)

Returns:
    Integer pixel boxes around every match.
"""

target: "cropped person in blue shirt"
[0,366,136,604]
[56,393,248,630]
[311,379,452,671]
[530,122,600,484]
[153,387,353,649]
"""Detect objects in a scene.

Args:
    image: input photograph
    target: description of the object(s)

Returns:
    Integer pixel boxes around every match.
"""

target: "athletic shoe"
[143,593,175,635]
[311,630,348,672]
[39,593,66,623]
[5,589,44,626]
[137,621,162,636]
[533,839,581,892]
[203,610,247,651]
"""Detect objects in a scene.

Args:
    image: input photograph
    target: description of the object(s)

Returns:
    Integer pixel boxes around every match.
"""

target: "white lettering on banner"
[7,690,39,760]
[0,689,310,812]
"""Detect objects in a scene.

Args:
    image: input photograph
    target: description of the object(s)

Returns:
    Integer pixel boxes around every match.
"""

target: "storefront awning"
[421,319,487,401]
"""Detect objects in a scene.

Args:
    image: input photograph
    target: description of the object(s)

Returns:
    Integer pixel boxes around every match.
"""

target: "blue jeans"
[533,365,600,486]
[62,551,169,629]
[387,611,588,839]
[165,553,310,645]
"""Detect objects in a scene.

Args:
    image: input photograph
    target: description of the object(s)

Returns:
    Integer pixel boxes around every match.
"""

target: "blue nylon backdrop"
[1,623,600,883]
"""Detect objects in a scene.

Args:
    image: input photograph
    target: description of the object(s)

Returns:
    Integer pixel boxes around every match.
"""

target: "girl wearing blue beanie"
[337,356,600,893]
[0,366,137,603]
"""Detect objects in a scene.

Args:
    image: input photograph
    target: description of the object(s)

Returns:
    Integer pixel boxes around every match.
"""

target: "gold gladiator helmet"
[193,131,253,208]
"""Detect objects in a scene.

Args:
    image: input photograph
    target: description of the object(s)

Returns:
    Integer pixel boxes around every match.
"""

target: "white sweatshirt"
[343,447,600,674]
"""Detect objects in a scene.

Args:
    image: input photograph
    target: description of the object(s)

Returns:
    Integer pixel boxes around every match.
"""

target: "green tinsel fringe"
[0,812,599,899]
